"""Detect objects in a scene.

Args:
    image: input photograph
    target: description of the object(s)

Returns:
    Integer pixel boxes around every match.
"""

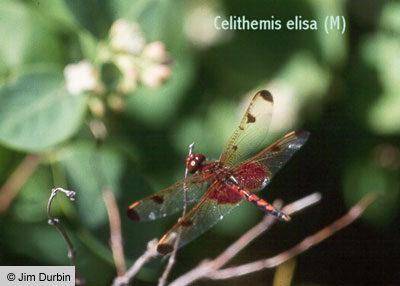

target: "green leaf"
[63,0,114,38]
[0,1,64,74]
[0,71,87,152]
[61,142,124,229]
[11,166,54,223]
[124,55,195,126]
[368,92,400,135]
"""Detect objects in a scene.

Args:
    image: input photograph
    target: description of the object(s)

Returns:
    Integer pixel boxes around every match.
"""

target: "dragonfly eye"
[186,153,195,165]
[188,159,200,173]
[195,154,205,164]
[187,154,206,173]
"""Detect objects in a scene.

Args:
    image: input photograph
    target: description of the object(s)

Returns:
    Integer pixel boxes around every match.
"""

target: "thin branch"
[0,154,41,213]
[169,193,376,286]
[159,143,195,286]
[47,187,85,285]
[103,188,126,276]
[209,193,377,280]
[112,239,159,286]
[168,192,322,286]
[210,192,322,271]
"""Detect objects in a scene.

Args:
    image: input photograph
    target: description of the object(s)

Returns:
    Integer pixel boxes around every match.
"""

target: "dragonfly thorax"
[187,153,206,173]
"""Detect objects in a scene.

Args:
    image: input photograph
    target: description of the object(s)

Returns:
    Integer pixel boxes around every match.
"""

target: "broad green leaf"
[61,142,124,229]
[368,92,400,135]
[0,71,87,152]
[63,0,114,38]
[11,166,55,223]
[0,1,64,74]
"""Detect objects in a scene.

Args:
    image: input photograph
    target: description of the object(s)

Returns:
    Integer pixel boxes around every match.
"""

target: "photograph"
[0,0,399,285]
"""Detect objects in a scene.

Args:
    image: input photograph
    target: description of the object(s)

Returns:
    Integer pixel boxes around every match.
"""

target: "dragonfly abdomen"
[231,185,291,221]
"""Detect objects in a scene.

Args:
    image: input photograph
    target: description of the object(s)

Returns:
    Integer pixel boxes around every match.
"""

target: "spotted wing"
[219,90,274,167]
[156,130,310,254]
[231,130,310,190]
[127,174,213,222]
[156,180,244,254]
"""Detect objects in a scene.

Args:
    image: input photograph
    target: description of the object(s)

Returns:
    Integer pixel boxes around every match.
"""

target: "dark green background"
[0,0,399,285]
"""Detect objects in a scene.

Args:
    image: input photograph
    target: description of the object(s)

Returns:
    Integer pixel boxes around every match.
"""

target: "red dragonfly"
[128,90,309,255]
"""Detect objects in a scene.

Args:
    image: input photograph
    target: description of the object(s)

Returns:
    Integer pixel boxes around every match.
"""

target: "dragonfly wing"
[219,90,274,167]
[232,130,310,192]
[127,175,212,222]
[157,180,243,254]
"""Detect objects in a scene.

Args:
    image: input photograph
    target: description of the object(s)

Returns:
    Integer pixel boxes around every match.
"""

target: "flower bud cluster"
[64,19,172,118]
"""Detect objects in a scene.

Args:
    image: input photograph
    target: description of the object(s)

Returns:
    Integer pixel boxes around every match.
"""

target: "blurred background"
[0,0,399,285]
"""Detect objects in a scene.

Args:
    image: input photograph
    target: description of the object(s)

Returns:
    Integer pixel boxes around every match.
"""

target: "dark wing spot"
[247,113,256,123]
[127,208,140,221]
[232,145,238,151]
[258,90,273,102]
[157,243,174,255]
[151,195,164,204]
[179,219,193,227]
[271,144,282,152]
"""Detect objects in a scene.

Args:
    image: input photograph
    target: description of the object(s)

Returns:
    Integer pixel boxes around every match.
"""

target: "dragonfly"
[127,90,309,255]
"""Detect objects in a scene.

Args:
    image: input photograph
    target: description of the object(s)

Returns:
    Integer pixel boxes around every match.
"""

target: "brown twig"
[158,143,195,286]
[169,193,376,285]
[0,154,41,213]
[168,192,321,286]
[112,239,159,286]
[103,189,126,276]
[47,187,85,285]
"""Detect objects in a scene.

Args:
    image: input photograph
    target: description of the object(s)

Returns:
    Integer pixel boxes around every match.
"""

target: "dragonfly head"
[186,153,206,173]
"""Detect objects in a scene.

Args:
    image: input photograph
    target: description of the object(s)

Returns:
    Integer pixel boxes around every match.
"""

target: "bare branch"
[112,239,159,286]
[103,188,126,276]
[169,192,322,286]
[159,142,195,286]
[0,154,41,213]
[211,192,322,271]
[208,193,377,280]
[47,187,85,285]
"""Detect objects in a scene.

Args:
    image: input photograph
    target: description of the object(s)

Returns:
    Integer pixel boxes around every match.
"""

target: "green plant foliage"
[63,0,114,39]
[343,160,400,228]
[61,142,124,229]
[0,71,87,152]
[0,1,64,75]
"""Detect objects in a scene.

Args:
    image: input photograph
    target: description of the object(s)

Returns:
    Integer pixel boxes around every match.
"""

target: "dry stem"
[103,189,127,276]
[112,239,159,286]
[47,187,85,285]
[169,193,376,286]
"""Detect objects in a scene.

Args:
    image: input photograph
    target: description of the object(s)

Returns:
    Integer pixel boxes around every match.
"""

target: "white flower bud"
[88,97,106,118]
[64,61,99,95]
[140,64,171,88]
[107,94,125,112]
[142,41,167,62]
[110,19,146,55]
[114,54,138,93]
